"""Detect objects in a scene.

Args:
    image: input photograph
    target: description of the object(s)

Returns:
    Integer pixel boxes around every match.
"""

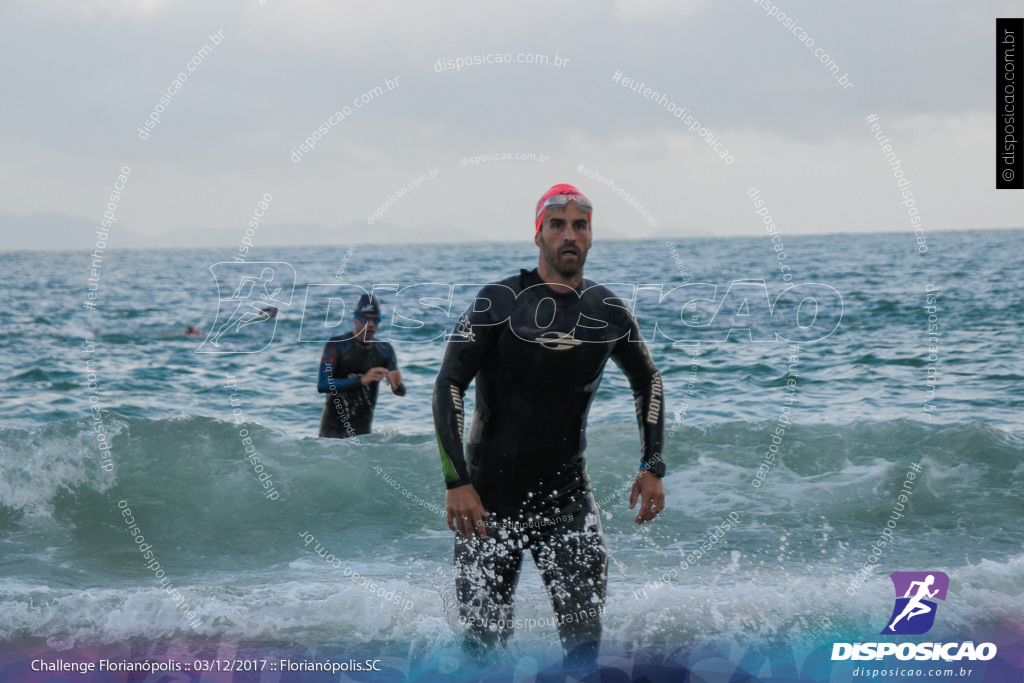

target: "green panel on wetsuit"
[436,432,461,485]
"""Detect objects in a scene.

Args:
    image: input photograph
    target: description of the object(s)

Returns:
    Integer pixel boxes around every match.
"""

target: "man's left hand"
[629,472,665,524]
[386,369,406,395]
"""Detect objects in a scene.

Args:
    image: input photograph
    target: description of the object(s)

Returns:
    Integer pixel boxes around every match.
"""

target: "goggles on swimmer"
[354,314,386,323]
[535,192,594,223]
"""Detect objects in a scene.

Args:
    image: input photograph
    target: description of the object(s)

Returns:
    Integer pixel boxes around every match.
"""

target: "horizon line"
[1,224,1021,255]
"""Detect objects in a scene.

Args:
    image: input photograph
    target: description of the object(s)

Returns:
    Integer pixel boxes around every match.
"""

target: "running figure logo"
[881,571,949,635]
[197,262,296,353]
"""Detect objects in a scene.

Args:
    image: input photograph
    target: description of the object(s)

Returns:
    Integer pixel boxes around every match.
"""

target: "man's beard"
[543,241,587,278]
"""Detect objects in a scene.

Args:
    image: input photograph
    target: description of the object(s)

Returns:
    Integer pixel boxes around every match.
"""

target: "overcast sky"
[1,0,1021,242]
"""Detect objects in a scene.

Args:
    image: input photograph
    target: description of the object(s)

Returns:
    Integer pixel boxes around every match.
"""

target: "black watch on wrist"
[639,461,666,478]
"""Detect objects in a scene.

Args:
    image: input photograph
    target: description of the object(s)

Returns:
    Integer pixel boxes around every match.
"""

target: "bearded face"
[535,202,592,279]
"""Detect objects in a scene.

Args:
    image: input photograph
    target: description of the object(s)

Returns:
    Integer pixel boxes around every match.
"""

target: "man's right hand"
[446,484,490,539]
[360,367,389,385]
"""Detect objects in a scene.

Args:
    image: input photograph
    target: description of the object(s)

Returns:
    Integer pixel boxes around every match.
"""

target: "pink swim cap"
[535,184,592,233]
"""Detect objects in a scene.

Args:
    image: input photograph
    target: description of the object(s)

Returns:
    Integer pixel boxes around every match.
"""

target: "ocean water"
[1,230,1022,679]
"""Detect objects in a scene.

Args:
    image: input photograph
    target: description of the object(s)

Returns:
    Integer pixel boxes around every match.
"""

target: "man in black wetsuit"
[432,184,666,667]
[318,294,405,438]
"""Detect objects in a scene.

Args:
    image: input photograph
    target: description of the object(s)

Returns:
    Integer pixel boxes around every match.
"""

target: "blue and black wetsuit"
[318,335,402,438]
[432,268,665,663]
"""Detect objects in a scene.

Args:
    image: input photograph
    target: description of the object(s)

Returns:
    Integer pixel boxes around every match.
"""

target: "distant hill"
[0,212,488,251]
[0,211,153,251]
[146,221,481,249]
[647,226,719,240]
[0,211,664,251]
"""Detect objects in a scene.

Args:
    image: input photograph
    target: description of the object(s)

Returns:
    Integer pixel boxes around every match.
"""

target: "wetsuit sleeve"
[317,343,362,393]
[610,314,666,472]
[384,344,399,372]
[384,344,406,396]
[432,286,506,489]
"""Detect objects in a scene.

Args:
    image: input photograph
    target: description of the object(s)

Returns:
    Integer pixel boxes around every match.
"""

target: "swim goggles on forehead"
[535,192,594,222]
[354,314,386,323]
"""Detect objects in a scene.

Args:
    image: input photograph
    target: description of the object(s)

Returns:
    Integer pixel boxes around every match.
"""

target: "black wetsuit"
[317,335,402,438]
[432,268,665,663]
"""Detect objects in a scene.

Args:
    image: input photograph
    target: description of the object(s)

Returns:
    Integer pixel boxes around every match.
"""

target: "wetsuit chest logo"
[536,330,583,351]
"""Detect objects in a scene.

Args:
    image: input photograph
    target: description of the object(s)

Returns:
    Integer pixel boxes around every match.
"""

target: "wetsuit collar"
[521,268,591,295]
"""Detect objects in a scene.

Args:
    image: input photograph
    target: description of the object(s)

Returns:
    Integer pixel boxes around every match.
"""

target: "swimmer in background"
[317,294,405,438]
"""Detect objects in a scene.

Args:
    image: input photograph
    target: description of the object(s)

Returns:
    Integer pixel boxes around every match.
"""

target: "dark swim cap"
[355,294,382,317]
